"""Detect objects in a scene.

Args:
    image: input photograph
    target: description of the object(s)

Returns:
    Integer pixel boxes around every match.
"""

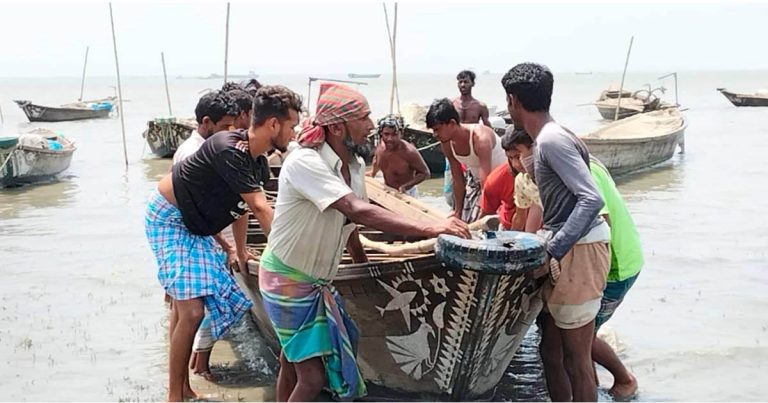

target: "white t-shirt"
[172,131,205,165]
[268,143,367,280]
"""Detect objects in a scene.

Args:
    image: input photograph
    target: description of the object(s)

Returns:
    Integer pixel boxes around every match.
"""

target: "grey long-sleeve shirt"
[534,122,605,260]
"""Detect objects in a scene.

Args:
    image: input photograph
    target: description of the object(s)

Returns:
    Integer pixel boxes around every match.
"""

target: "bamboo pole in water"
[614,36,634,121]
[109,3,129,168]
[161,52,173,116]
[224,2,230,84]
[78,46,89,102]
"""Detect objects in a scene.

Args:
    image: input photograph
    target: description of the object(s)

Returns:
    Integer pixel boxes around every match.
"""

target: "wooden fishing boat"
[13,97,115,122]
[594,87,665,120]
[239,176,544,400]
[142,117,197,158]
[716,88,768,107]
[0,129,76,188]
[582,108,687,176]
[402,127,444,175]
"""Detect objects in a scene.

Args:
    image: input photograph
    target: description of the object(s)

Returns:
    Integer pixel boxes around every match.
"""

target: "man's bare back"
[371,139,430,193]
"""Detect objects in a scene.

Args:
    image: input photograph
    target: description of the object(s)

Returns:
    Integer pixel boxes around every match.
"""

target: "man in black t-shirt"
[144,85,303,402]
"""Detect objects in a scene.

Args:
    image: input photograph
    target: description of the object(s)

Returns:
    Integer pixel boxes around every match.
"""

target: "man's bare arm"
[480,103,491,127]
[330,194,470,239]
[473,129,495,186]
[399,144,431,191]
[240,191,273,237]
[441,141,465,217]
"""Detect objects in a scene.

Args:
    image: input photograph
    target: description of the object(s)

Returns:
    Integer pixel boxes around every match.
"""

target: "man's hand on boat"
[428,217,471,239]
[330,194,471,239]
[233,250,259,273]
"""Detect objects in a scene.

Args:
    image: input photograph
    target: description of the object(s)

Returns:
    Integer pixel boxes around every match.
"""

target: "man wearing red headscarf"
[258,83,470,401]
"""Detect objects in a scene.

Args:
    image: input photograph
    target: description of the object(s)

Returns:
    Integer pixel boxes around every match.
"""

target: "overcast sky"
[1,1,767,77]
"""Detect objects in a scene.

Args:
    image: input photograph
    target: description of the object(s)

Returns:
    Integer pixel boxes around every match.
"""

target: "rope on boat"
[358,215,500,256]
[416,141,441,152]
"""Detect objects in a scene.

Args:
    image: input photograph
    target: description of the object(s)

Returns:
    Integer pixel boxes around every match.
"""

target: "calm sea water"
[1,71,767,401]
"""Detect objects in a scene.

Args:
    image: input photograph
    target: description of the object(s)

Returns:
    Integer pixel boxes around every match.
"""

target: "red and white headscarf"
[298,83,371,148]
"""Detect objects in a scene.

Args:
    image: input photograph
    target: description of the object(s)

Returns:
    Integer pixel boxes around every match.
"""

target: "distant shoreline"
[2,69,767,80]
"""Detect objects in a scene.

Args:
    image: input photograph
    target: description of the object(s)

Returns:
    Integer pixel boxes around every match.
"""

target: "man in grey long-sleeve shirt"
[501,63,611,402]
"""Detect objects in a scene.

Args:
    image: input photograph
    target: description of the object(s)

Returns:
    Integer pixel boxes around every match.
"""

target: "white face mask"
[521,153,535,174]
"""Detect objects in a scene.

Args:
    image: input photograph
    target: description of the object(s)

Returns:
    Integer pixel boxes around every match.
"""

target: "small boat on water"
[142,117,197,158]
[348,73,382,79]
[13,97,115,122]
[582,108,687,176]
[593,86,666,120]
[0,129,76,188]
[240,174,545,400]
[717,88,768,107]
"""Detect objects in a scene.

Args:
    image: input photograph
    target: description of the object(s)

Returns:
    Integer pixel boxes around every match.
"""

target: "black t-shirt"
[172,129,269,236]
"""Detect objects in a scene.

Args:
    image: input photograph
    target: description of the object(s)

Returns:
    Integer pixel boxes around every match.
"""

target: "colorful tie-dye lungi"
[259,248,366,400]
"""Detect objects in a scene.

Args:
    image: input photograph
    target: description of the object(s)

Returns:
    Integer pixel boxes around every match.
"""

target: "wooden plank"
[364,177,444,223]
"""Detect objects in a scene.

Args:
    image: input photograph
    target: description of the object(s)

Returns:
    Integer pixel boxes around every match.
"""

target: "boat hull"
[584,122,686,176]
[14,101,110,122]
[717,89,768,107]
[142,120,195,158]
[0,146,75,187]
[596,103,642,120]
[242,254,541,401]
[241,173,543,400]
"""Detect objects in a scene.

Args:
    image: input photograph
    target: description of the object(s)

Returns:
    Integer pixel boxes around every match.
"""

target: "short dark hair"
[251,85,303,126]
[425,98,460,129]
[221,81,244,92]
[242,79,263,97]
[194,90,238,124]
[501,63,553,112]
[501,127,533,151]
[228,89,254,116]
[457,70,476,83]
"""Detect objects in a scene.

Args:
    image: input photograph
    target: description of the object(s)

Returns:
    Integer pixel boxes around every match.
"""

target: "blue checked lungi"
[144,190,252,339]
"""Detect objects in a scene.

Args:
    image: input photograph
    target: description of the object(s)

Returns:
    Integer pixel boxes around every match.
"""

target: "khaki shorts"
[542,242,610,330]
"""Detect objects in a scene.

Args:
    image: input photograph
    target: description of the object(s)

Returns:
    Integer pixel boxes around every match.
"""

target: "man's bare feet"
[182,384,199,400]
[191,350,216,382]
[609,372,638,401]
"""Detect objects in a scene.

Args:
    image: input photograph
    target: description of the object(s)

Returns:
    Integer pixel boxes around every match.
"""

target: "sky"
[1,1,767,77]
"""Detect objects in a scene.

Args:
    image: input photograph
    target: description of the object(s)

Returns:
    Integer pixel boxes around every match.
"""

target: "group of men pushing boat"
[145,63,643,402]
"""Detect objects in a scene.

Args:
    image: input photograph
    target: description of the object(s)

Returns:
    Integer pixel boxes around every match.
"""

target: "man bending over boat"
[501,127,642,400]
[368,114,430,197]
[477,127,525,230]
[426,98,506,222]
[502,63,610,402]
[145,85,301,402]
[259,83,469,402]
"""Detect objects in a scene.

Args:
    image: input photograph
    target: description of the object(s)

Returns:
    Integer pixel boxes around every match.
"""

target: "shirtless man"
[452,70,491,126]
[368,114,430,196]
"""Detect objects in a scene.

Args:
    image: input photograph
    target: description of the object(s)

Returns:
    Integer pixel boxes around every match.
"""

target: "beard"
[271,139,288,153]
[343,134,372,160]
